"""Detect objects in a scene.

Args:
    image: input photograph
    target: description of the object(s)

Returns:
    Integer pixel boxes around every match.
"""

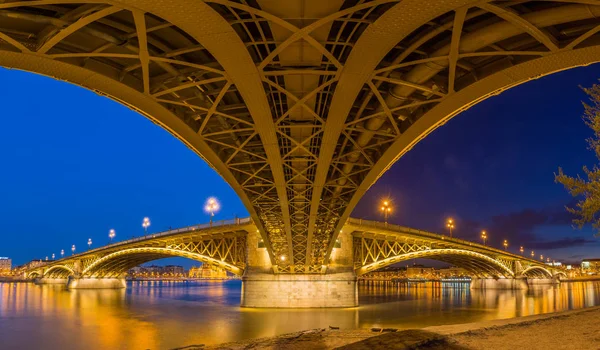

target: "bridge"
[24,217,565,307]
[2,0,593,306]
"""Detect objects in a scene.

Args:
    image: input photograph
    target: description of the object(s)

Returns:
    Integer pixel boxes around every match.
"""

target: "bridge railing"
[66,217,253,259]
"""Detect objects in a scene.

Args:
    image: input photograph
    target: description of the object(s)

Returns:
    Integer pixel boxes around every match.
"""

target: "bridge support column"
[66,277,126,289]
[526,278,560,286]
[34,278,68,285]
[241,272,357,308]
[470,278,528,290]
[241,227,358,308]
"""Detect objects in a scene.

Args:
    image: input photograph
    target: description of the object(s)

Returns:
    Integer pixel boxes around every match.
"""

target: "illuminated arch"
[520,265,554,278]
[356,248,515,278]
[553,271,568,279]
[43,265,75,278]
[82,247,243,277]
[26,271,41,279]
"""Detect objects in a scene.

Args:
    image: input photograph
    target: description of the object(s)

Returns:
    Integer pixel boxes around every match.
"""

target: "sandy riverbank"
[187,306,600,350]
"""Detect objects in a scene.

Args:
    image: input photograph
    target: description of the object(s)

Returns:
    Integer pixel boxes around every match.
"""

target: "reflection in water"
[1,280,599,349]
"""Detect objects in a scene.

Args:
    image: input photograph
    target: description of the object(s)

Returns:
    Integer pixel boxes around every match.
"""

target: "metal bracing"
[205,0,400,273]
[4,1,600,274]
[25,220,253,278]
[319,0,600,267]
[347,218,557,278]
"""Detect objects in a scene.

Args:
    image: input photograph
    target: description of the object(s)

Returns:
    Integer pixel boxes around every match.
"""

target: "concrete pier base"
[471,278,528,290]
[241,272,358,308]
[527,278,560,286]
[34,278,68,285]
[66,277,126,289]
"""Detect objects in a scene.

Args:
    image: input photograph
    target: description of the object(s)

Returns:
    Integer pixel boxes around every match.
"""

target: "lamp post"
[503,239,508,251]
[52,253,55,260]
[45,256,48,261]
[61,249,64,258]
[88,238,92,250]
[71,245,76,255]
[540,254,544,261]
[205,197,220,224]
[531,251,535,258]
[109,229,116,242]
[380,200,392,223]
[520,246,524,255]
[446,218,454,238]
[481,230,487,245]
[142,217,151,234]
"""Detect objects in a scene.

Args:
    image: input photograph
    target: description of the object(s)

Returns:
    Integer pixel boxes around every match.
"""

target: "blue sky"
[0,63,599,267]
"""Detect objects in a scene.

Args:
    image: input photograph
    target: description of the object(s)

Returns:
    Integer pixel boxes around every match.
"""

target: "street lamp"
[205,197,220,224]
[45,256,48,261]
[540,254,544,261]
[71,245,76,255]
[520,246,524,255]
[380,200,392,223]
[446,218,455,238]
[52,253,55,260]
[109,229,116,242]
[531,250,535,258]
[481,230,487,245]
[88,238,92,250]
[142,217,151,234]
[61,249,64,258]
[503,239,508,251]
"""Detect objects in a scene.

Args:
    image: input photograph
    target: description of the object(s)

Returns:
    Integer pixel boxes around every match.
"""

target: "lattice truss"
[207,0,398,273]
[353,235,518,278]
[33,233,247,278]
[85,235,246,278]
[0,1,279,268]
[326,0,600,245]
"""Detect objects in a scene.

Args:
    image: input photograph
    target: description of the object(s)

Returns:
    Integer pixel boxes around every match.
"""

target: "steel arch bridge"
[3,0,599,274]
[345,218,562,279]
[25,218,251,279]
[24,217,561,281]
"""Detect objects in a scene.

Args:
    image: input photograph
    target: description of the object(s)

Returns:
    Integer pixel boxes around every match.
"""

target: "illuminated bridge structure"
[24,217,565,306]
[3,0,593,306]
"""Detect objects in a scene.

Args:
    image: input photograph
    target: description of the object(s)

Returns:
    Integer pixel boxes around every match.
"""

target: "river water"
[1,280,599,349]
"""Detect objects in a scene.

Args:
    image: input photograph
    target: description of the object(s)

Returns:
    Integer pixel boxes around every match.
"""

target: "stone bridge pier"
[241,230,358,308]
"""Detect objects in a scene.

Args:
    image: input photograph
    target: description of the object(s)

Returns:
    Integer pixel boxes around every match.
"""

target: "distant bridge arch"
[355,248,515,278]
[42,265,75,278]
[82,247,244,277]
[521,265,554,279]
[553,271,568,279]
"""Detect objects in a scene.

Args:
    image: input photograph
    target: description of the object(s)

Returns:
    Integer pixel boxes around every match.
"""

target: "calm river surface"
[1,280,599,349]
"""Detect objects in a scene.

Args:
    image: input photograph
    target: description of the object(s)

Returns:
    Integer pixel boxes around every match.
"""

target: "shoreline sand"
[195,306,600,350]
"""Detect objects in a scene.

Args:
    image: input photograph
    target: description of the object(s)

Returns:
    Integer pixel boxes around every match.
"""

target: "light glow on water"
[0,280,599,349]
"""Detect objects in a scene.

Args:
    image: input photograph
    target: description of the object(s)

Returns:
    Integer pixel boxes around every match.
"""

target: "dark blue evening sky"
[1,64,599,266]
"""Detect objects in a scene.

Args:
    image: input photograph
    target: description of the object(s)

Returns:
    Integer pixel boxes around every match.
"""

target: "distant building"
[581,259,600,272]
[163,265,184,275]
[0,257,11,275]
[189,264,227,279]
[406,266,434,279]
[437,267,468,278]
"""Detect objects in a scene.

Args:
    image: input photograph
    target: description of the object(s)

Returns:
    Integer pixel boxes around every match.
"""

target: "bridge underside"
[3,1,600,274]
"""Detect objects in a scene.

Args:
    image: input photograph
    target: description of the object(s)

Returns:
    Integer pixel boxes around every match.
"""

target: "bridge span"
[24,217,564,307]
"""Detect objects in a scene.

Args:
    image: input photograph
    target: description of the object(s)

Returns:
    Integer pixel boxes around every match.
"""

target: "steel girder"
[3,1,600,273]
[322,0,600,264]
[25,221,252,278]
[347,218,558,278]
